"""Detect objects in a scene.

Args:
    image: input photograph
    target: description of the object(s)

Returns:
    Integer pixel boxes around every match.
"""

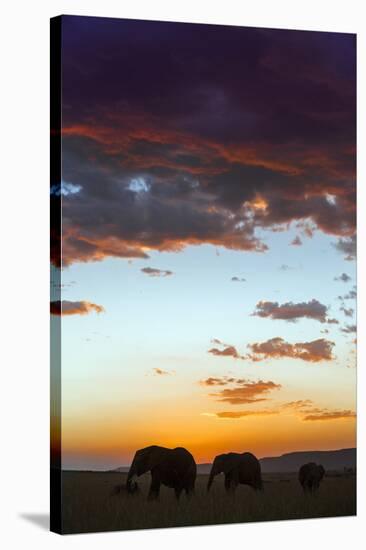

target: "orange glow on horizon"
[60,408,356,466]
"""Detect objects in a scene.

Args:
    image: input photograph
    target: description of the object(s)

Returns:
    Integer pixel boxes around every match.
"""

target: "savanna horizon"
[60,418,356,470]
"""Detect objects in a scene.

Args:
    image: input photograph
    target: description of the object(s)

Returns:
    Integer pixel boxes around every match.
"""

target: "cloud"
[279,264,293,271]
[208,345,244,360]
[50,180,82,196]
[338,287,357,301]
[214,410,279,419]
[199,376,237,386]
[231,276,246,282]
[340,306,354,317]
[340,324,356,334]
[326,318,339,325]
[281,399,314,410]
[247,337,335,362]
[332,235,356,261]
[334,273,351,283]
[211,338,227,346]
[303,409,356,421]
[209,403,356,421]
[209,379,282,405]
[50,300,105,316]
[204,391,355,423]
[290,236,302,246]
[252,299,328,323]
[153,368,173,376]
[281,401,356,422]
[56,21,355,267]
[141,267,173,277]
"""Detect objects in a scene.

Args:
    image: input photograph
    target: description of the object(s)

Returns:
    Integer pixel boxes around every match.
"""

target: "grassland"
[61,471,356,534]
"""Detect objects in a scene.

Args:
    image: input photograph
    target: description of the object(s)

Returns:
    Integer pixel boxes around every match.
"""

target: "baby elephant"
[299,462,325,494]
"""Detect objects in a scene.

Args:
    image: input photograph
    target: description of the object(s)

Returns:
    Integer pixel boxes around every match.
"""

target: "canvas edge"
[50,14,63,535]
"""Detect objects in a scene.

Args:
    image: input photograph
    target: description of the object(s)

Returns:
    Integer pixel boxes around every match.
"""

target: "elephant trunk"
[126,461,139,494]
[207,468,216,492]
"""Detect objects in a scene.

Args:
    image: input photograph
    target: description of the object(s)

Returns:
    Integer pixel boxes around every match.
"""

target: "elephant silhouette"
[207,452,263,493]
[298,462,325,493]
[126,445,197,500]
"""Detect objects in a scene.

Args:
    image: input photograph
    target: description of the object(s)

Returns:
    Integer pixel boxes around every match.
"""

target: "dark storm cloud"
[55,17,356,266]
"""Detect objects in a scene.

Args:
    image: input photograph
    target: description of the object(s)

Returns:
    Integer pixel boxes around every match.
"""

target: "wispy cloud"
[141,267,173,277]
[340,306,354,317]
[326,318,339,325]
[281,399,314,410]
[214,409,279,419]
[231,276,246,282]
[290,236,302,246]
[208,339,244,360]
[334,272,351,283]
[208,346,244,360]
[199,376,237,386]
[338,287,357,301]
[205,400,355,422]
[208,379,282,405]
[153,368,174,376]
[50,300,105,316]
[303,409,356,421]
[340,324,356,334]
[332,236,356,261]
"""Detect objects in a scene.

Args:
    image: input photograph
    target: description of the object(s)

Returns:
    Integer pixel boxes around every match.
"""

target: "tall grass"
[61,471,356,534]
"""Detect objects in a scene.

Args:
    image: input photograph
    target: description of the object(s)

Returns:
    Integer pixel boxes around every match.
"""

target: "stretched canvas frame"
[50,15,356,535]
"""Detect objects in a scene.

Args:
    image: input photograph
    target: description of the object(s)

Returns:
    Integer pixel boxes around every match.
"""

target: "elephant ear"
[221,454,239,474]
[138,445,168,472]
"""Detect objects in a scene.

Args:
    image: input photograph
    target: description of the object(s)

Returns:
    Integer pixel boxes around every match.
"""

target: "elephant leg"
[174,487,183,500]
[148,474,161,501]
[224,474,236,494]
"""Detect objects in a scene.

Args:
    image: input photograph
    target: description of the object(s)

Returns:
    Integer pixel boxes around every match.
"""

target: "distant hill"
[110,448,356,475]
[260,448,356,473]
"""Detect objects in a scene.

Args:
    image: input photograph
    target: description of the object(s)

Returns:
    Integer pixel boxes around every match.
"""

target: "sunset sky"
[51,16,356,470]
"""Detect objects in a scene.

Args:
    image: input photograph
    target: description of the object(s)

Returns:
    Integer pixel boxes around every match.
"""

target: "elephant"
[207,452,263,493]
[298,462,325,494]
[126,445,197,500]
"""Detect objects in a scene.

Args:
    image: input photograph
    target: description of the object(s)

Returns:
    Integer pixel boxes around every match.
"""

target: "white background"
[0,0,364,548]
